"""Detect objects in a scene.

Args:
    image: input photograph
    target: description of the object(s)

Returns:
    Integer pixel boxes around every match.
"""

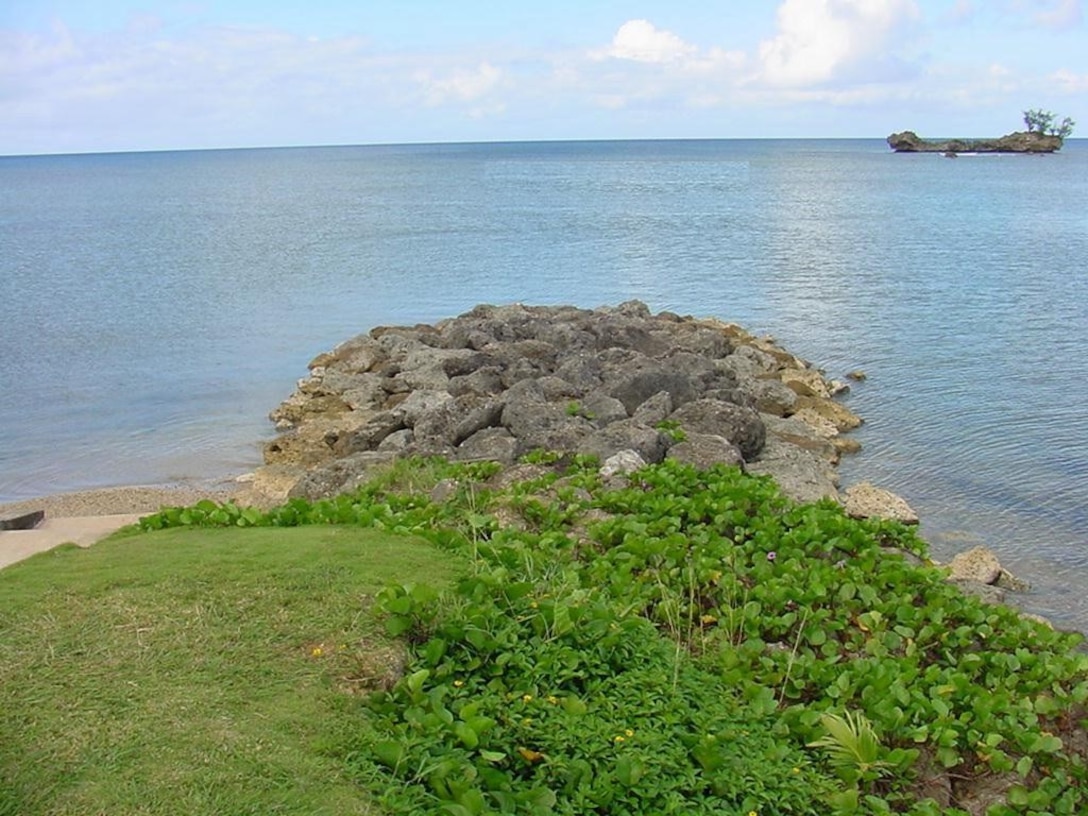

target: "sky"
[2,0,1085,155]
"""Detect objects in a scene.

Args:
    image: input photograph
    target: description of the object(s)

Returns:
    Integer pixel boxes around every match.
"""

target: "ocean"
[2,139,1086,628]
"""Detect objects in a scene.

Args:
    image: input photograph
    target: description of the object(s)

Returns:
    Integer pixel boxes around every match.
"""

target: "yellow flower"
[614,735,625,743]
[624,729,634,737]
[546,695,559,705]
[310,646,323,657]
[748,811,758,816]
[522,694,533,703]
[453,680,464,688]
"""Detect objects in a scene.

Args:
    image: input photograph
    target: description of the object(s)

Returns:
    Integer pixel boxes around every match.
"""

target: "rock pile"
[238,300,1044,625]
[246,301,865,505]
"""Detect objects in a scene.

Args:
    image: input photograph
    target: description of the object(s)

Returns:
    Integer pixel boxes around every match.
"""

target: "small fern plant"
[807,710,891,786]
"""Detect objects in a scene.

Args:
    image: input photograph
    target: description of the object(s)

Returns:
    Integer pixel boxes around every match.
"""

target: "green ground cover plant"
[9,454,1088,814]
[0,525,462,816]
[134,455,1088,815]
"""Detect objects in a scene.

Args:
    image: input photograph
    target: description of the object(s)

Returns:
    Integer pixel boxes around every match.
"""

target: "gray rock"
[537,375,583,401]
[456,427,518,464]
[450,398,506,445]
[340,374,388,411]
[665,433,744,470]
[256,303,871,503]
[996,568,1031,592]
[396,389,454,427]
[668,398,766,460]
[578,420,670,464]
[553,355,604,392]
[581,391,630,427]
[748,378,798,417]
[335,411,406,455]
[441,351,499,378]
[377,428,414,452]
[314,334,387,373]
[762,413,839,462]
[289,451,396,500]
[448,366,505,397]
[604,360,698,415]
[746,434,839,504]
[630,390,674,425]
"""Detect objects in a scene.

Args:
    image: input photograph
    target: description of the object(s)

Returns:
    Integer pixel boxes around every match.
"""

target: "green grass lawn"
[0,525,462,816]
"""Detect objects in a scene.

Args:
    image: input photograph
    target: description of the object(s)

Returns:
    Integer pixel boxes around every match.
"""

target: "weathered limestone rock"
[288,451,396,501]
[947,546,1002,585]
[600,450,647,478]
[843,482,920,524]
[456,427,518,463]
[780,369,831,399]
[665,433,744,470]
[669,399,765,460]
[577,419,670,464]
[747,435,839,504]
[792,396,863,433]
[748,378,798,417]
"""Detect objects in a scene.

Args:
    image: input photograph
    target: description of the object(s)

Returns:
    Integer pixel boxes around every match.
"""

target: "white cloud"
[597,19,697,63]
[1050,67,1088,92]
[1031,0,1083,28]
[757,0,922,88]
[946,0,978,21]
[417,61,505,106]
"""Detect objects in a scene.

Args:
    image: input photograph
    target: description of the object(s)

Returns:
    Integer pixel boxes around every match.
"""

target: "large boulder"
[665,433,744,470]
[668,398,766,460]
[947,546,1002,585]
[746,435,838,504]
[578,419,670,464]
[843,482,919,524]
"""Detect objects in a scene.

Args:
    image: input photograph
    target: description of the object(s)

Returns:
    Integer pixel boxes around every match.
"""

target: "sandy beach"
[0,484,235,570]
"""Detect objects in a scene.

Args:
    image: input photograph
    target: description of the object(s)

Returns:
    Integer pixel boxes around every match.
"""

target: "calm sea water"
[2,139,1086,628]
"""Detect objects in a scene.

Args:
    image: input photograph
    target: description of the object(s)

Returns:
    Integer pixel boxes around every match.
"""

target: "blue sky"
[2,0,1085,154]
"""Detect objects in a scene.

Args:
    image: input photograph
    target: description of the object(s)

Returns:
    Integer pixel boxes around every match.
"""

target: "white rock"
[600,449,647,478]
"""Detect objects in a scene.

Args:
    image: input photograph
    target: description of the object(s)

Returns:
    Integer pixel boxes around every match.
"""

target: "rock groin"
[240,300,1043,622]
[244,302,865,507]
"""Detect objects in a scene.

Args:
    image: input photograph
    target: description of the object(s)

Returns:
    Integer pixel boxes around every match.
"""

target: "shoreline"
[0,302,1063,635]
[0,483,240,570]
[0,482,239,520]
